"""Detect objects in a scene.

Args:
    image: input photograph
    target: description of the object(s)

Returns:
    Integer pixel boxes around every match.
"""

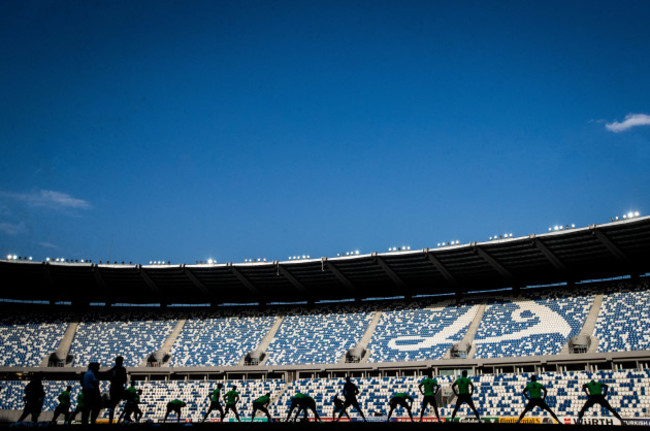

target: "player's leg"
[539,400,561,424]
[598,398,625,424]
[450,396,463,420]
[577,397,596,424]
[233,404,241,422]
[404,401,414,422]
[420,398,430,422]
[516,400,534,423]
[387,400,396,421]
[466,397,481,421]
[202,403,212,422]
[352,399,367,422]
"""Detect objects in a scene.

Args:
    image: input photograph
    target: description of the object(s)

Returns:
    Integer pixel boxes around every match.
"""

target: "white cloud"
[38,242,59,250]
[0,221,27,235]
[0,190,91,210]
[605,113,650,133]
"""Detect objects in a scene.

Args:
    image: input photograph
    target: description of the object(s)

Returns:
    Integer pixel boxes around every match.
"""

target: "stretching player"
[202,383,225,422]
[577,379,625,425]
[286,393,306,422]
[450,370,481,422]
[293,394,321,422]
[51,385,72,424]
[67,392,85,424]
[418,370,441,422]
[387,392,414,422]
[336,377,367,422]
[164,399,186,423]
[224,385,241,422]
[515,375,560,424]
[251,392,273,422]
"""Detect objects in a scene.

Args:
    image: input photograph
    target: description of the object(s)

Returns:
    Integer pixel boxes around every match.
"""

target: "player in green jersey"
[68,392,85,424]
[286,393,306,422]
[251,392,273,422]
[418,369,441,422]
[224,385,241,422]
[450,370,481,422]
[577,379,625,425]
[202,383,225,422]
[387,392,414,422]
[51,385,72,423]
[164,399,186,423]
[515,375,560,424]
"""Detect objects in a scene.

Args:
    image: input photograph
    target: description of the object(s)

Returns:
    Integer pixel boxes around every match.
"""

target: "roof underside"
[2,217,649,304]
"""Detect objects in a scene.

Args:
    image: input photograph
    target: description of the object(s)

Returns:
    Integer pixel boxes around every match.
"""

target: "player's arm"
[522,386,529,400]
[434,382,440,395]
[418,382,424,395]
[602,383,609,397]
[542,386,547,400]
[451,381,459,396]
[582,383,589,397]
[469,381,474,396]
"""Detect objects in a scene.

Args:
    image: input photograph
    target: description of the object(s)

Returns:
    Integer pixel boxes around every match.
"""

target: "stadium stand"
[0,313,68,367]
[2,369,648,421]
[69,312,177,367]
[473,288,594,358]
[168,311,275,366]
[265,306,372,365]
[594,280,650,353]
[366,300,475,362]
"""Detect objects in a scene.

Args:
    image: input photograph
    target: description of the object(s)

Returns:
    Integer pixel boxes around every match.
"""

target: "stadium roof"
[2,216,649,305]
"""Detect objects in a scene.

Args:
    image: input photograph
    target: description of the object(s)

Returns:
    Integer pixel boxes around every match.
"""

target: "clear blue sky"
[1,0,649,264]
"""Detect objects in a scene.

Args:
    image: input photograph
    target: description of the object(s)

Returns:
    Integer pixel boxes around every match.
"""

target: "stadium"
[1,214,649,428]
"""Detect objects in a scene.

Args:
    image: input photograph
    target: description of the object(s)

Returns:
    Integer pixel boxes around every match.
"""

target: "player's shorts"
[252,402,267,410]
[583,395,608,409]
[422,395,437,406]
[343,398,361,409]
[525,398,548,409]
[209,401,222,410]
[455,394,474,405]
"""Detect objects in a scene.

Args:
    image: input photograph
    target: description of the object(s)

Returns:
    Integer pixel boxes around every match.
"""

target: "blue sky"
[1,0,649,264]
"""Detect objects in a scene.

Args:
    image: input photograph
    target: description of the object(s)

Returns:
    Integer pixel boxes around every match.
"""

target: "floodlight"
[635,211,640,217]
[355,250,359,255]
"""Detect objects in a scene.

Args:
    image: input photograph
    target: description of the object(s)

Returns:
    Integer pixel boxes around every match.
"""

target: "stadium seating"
[265,307,372,365]
[473,289,594,358]
[366,301,475,362]
[0,313,67,367]
[594,281,650,353]
[7,369,648,421]
[69,312,177,367]
[168,311,275,366]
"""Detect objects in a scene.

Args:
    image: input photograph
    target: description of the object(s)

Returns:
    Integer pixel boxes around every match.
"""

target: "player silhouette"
[164,399,186,422]
[17,374,45,423]
[387,392,414,422]
[515,375,560,424]
[450,370,481,422]
[418,369,441,422]
[577,379,625,425]
[336,377,367,422]
[51,385,72,423]
[202,383,225,422]
[224,385,241,422]
[251,392,273,422]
